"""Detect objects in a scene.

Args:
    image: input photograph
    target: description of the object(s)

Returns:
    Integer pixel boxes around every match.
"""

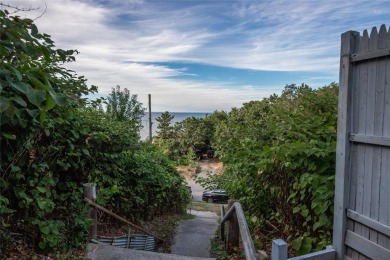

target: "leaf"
[50,92,67,106]
[37,186,46,193]
[9,81,31,94]
[31,24,38,36]
[70,130,79,138]
[2,133,16,140]
[35,89,47,106]
[292,238,302,250]
[0,96,10,112]
[301,208,309,217]
[38,241,46,249]
[37,199,47,209]
[30,77,49,91]
[10,97,27,107]
[26,90,38,106]
[40,226,50,235]
[301,237,313,254]
[313,222,322,231]
[40,110,46,123]
[82,148,90,156]
[26,108,40,118]
[9,66,23,81]
[44,94,56,111]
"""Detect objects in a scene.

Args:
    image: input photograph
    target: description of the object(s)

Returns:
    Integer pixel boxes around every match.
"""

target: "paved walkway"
[87,243,215,260]
[171,210,218,258]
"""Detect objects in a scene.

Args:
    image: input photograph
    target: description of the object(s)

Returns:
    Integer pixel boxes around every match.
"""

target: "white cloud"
[3,0,390,111]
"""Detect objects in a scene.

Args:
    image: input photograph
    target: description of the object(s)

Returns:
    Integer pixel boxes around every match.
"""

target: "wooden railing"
[220,201,258,260]
[220,200,336,260]
[83,183,163,242]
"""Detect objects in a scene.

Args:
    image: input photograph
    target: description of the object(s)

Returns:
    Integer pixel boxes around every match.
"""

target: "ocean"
[140,112,209,140]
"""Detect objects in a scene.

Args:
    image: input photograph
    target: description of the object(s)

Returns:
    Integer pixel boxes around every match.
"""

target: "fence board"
[336,24,390,260]
[354,32,369,260]
[333,30,359,259]
[347,209,390,237]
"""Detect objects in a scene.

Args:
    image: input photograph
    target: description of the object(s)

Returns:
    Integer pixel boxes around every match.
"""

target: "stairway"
[87,243,216,260]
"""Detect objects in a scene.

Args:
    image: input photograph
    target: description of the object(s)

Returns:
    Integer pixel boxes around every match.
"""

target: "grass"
[188,201,225,216]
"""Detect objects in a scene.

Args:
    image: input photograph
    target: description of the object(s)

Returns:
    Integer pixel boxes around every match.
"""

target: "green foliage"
[154,111,228,164]
[211,83,338,254]
[156,111,175,139]
[106,85,145,133]
[0,10,190,256]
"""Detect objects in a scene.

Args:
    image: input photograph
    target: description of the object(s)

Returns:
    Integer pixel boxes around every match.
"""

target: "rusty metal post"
[83,183,97,238]
[226,199,239,253]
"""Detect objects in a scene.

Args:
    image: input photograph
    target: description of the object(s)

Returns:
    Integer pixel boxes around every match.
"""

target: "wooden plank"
[288,247,336,260]
[347,209,390,237]
[349,134,390,147]
[345,230,390,260]
[360,25,378,258]
[333,30,360,260]
[346,31,361,258]
[382,27,390,248]
[272,239,287,260]
[371,24,387,246]
[234,203,258,260]
[220,202,258,259]
[351,47,390,62]
[355,29,369,260]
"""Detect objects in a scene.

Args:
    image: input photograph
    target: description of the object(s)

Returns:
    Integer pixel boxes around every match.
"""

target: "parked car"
[202,189,229,203]
[206,148,215,158]
[194,149,203,160]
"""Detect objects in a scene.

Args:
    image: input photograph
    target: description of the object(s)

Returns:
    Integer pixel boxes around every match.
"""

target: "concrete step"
[87,243,216,260]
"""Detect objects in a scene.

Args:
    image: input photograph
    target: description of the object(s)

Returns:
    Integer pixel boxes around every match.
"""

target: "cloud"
[4,0,390,111]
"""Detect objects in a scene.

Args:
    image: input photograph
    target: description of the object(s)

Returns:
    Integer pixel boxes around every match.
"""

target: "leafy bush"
[0,10,190,256]
[211,83,338,254]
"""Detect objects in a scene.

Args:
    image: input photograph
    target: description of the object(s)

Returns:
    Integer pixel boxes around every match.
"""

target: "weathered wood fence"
[333,24,390,259]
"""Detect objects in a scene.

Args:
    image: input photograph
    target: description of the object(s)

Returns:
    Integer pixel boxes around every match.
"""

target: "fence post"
[226,200,239,253]
[83,183,97,238]
[272,239,288,260]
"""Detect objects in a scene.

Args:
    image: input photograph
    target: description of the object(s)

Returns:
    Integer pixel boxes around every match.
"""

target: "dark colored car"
[202,189,229,203]
[206,148,215,158]
[194,149,203,160]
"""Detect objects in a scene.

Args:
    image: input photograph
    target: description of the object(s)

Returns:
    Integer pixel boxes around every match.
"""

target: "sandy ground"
[179,158,222,202]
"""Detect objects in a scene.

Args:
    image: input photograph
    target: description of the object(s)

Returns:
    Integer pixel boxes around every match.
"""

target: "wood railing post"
[272,239,288,260]
[83,183,97,238]
[226,199,239,253]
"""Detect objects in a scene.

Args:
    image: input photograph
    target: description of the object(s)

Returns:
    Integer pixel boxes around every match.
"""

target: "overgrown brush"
[0,10,190,256]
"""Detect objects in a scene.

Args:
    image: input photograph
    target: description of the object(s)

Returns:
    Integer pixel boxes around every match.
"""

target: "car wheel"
[207,198,213,203]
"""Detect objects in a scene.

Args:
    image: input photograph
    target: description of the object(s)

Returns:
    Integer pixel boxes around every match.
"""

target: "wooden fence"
[333,24,390,259]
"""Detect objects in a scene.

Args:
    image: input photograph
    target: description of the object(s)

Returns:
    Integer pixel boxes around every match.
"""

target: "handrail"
[84,197,163,241]
[220,202,257,260]
[220,205,225,241]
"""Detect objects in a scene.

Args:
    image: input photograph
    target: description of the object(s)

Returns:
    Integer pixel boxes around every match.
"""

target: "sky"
[3,0,390,112]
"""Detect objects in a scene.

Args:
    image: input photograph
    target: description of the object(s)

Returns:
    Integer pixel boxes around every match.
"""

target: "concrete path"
[171,210,218,258]
[87,243,215,260]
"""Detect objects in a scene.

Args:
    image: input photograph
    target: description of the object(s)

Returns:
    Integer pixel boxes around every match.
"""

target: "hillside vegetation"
[0,10,190,256]
[154,83,338,255]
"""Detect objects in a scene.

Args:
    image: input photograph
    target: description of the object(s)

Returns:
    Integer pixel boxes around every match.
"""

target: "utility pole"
[148,94,152,142]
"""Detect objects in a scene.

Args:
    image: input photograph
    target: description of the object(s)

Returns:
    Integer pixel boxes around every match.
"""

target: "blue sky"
[7,0,390,112]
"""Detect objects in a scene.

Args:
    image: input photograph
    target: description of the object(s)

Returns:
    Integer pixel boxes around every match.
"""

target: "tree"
[106,85,144,133]
[156,111,175,139]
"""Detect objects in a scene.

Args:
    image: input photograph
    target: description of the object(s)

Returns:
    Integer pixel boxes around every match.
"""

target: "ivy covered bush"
[210,83,338,254]
[0,10,189,256]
